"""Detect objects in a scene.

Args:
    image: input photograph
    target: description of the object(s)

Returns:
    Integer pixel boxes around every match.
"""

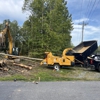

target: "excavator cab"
[12,47,20,56]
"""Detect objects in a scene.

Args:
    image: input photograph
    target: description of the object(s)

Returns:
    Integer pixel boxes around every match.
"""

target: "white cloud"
[71,23,100,46]
[67,0,100,46]
[0,0,100,47]
[0,0,28,25]
[73,18,89,24]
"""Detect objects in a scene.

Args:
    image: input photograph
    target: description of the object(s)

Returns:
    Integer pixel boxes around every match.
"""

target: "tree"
[22,0,73,57]
[0,20,24,54]
[10,20,19,42]
[95,45,100,54]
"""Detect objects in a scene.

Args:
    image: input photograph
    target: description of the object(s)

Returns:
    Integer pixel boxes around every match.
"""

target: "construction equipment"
[87,54,100,72]
[41,48,75,69]
[0,22,19,56]
[71,40,98,65]
[41,40,98,69]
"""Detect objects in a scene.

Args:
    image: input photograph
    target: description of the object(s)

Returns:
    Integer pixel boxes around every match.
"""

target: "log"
[0,67,9,71]
[0,53,43,61]
[14,59,20,63]
[13,63,32,70]
[3,67,9,71]
[5,60,14,63]
[0,60,6,67]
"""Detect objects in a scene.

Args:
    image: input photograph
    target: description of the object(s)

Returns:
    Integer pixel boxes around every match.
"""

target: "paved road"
[0,81,100,100]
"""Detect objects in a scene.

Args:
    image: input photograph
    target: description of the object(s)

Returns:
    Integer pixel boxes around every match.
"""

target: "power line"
[85,0,92,18]
[88,0,100,23]
[87,0,97,22]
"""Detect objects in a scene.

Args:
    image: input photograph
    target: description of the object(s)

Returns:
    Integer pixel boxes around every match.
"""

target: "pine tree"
[22,0,73,57]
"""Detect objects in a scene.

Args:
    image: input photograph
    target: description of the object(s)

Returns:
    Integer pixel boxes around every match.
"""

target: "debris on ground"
[0,56,35,76]
[13,63,32,70]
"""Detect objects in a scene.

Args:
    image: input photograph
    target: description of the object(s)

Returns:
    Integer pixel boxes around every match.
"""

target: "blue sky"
[67,0,100,46]
[0,0,100,46]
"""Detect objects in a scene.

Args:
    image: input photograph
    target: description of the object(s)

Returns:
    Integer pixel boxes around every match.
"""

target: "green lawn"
[0,60,100,81]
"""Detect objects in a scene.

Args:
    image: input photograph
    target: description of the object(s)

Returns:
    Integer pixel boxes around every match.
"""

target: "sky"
[0,0,100,46]
[67,0,100,46]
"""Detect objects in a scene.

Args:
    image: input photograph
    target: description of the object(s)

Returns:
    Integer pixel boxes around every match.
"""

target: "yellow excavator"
[0,22,19,57]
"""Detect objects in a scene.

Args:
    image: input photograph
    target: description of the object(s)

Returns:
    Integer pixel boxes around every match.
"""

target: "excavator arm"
[0,22,13,54]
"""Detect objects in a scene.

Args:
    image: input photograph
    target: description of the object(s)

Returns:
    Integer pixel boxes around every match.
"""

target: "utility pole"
[79,21,88,42]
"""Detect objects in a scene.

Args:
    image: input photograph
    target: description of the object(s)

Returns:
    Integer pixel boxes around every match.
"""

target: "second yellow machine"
[41,40,98,69]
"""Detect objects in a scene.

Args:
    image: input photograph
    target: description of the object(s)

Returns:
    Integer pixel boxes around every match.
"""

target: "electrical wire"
[86,0,97,23]
[85,0,92,18]
[87,0,100,23]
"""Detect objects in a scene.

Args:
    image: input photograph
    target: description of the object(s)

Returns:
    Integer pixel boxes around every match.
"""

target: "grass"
[0,60,100,81]
[0,74,27,81]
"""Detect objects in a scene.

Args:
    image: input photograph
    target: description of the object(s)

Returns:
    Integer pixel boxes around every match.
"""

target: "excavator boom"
[0,22,13,54]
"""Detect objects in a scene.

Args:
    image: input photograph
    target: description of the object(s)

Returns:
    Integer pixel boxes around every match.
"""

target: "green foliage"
[22,0,73,57]
[95,45,100,54]
[0,74,27,81]
[0,20,25,54]
[0,0,73,57]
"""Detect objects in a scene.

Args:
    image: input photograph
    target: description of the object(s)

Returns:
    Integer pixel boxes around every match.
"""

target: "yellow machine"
[41,40,98,69]
[0,22,19,56]
[41,48,75,69]
[0,22,13,54]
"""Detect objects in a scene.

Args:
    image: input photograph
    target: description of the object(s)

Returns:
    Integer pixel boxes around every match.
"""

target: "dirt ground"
[0,55,100,81]
[0,55,40,77]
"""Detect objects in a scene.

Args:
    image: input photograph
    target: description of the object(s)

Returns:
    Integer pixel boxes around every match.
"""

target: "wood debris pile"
[0,59,33,75]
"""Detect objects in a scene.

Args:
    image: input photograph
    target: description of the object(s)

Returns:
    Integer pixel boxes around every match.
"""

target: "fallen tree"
[13,63,32,70]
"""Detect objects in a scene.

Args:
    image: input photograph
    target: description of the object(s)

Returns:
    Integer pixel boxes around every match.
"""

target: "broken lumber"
[13,63,32,70]
[0,67,9,71]
[0,59,6,67]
